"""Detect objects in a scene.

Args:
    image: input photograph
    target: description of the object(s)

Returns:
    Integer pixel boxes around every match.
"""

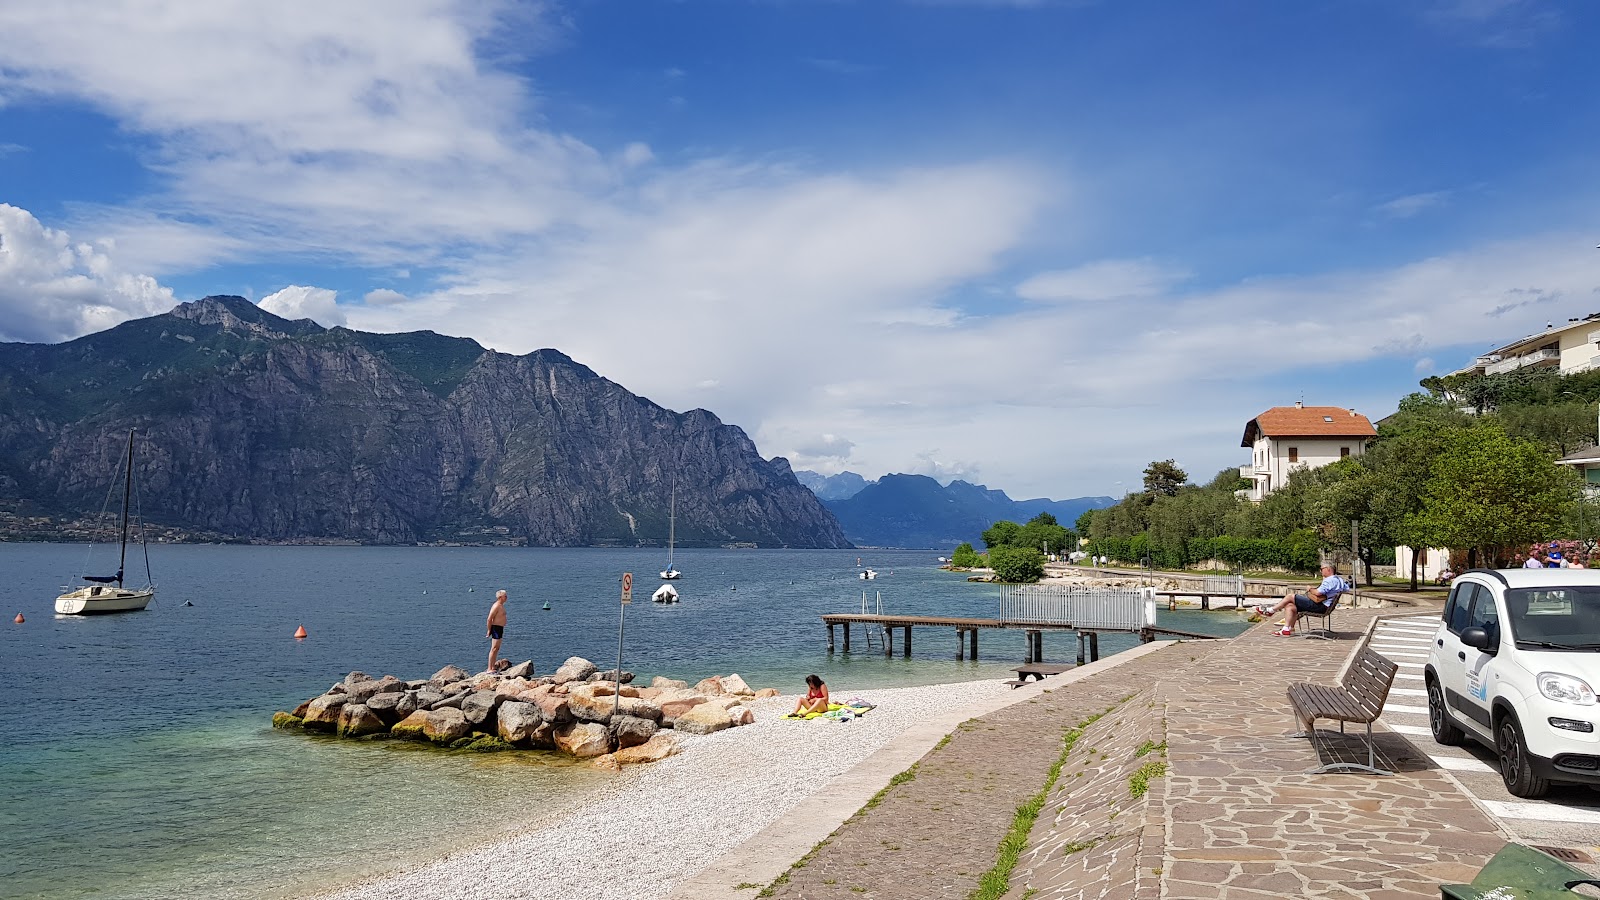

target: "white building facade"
[1451,312,1600,378]
[1238,403,1378,502]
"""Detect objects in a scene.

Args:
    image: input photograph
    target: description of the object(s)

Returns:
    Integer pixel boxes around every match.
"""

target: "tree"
[1495,402,1599,456]
[1143,459,1188,497]
[1412,424,1580,566]
[949,542,982,568]
[1016,512,1071,554]
[981,520,1022,549]
[1074,508,1097,537]
[988,546,1045,583]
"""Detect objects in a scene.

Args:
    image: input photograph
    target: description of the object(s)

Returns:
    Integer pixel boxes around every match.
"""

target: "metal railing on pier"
[998,585,1157,631]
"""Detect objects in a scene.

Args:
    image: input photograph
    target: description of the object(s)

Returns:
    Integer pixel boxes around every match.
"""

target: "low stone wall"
[271,656,776,770]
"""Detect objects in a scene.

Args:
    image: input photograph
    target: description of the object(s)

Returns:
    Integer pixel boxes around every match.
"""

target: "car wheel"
[1495,713,1550,799]
[1427,677,1464,746]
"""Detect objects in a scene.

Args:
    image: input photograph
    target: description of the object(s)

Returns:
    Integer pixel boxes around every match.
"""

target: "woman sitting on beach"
[791,674,829,716]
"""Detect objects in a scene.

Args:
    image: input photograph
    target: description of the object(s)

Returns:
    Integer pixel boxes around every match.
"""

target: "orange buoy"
[293,625,308,640]
[13,613,23,624]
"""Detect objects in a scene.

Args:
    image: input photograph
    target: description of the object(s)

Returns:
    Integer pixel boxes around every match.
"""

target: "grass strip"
[967,704,1119,900]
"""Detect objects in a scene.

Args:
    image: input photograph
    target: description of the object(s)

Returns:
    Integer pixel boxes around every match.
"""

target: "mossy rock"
[449,734,516,752]
[272,712,304,730]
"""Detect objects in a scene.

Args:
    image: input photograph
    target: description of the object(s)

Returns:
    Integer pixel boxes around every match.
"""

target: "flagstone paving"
[758,602,1538,900]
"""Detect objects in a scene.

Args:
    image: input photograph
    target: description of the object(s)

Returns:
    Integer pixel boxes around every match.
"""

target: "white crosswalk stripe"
[1375,651,1429,659]
[1429,755,1498,774]
[1383,703,1428,714]
[1388,723,1430,735]
[1480,801,1600,825]
[1395,673,1424,680]
[1389,687,1425,696]
[1396,661,1423,669]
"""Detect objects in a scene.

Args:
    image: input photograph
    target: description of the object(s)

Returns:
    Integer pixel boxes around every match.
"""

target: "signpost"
[615,573,632,718]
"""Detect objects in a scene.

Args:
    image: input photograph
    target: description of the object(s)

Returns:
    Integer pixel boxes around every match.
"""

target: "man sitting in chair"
[1256,564,1349,637]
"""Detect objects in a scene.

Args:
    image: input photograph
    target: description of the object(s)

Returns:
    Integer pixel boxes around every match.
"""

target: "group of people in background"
[1519,541,1591,570]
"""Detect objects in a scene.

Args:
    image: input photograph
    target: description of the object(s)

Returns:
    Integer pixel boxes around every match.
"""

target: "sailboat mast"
[116,429,134,587]
[667,483,676,568]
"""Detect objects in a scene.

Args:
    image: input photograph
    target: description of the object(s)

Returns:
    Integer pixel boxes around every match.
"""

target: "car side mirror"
[1460,626,1497,654]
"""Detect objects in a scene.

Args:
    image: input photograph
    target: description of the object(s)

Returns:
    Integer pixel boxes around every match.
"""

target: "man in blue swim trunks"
[1255,564,1348,636]
[486,589,508,672]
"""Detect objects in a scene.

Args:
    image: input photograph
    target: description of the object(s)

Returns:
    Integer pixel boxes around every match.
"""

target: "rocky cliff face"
[0,296,850,547]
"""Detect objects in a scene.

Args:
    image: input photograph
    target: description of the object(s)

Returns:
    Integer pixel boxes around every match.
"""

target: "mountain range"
[795,471,1114,549]
[0,296,849,548]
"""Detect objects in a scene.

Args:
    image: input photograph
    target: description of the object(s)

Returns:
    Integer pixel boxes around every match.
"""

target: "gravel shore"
[309,677,1013,900]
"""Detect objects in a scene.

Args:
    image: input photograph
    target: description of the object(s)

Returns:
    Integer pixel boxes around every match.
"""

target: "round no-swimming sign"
[621,572,633,602]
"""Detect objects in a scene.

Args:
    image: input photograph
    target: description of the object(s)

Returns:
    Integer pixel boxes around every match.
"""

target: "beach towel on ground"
[782,700,875,721]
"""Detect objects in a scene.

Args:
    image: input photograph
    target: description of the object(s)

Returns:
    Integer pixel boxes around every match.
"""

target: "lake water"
[0,544,1246,899]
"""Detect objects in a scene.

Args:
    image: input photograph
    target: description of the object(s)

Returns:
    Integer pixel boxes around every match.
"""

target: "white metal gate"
[999,585,1157,630]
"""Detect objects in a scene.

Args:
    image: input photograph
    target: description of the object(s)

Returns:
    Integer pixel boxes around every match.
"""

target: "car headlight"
[1537,672,1598,706]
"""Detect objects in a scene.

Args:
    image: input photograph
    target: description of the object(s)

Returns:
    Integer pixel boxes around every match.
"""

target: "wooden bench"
[1286,642,1398,775]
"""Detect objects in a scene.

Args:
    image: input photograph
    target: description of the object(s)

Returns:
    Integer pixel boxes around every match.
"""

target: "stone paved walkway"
[757,605,1513,900]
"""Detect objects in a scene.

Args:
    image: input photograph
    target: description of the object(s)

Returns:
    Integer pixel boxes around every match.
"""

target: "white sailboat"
[660,483,681,580]
[652,583,680,604]
[56,429,156,615]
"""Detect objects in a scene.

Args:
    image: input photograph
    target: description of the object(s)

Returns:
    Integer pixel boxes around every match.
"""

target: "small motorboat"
[859,568,877,580]
[652,583,680,604]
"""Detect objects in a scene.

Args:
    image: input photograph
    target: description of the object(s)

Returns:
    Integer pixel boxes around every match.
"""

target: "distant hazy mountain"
[816,473,1114,549]
[0,296,851,548]
[794,470,872,501]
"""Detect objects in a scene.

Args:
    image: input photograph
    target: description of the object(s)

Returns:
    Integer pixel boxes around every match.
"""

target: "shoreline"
[305,640,1183,900]
[305,677,1017,900]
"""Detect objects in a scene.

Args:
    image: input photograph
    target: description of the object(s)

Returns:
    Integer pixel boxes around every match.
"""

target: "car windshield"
[1506,586,1600,650]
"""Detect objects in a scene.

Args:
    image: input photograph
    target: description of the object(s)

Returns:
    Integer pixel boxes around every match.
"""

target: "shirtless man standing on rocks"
[486,590,508,672]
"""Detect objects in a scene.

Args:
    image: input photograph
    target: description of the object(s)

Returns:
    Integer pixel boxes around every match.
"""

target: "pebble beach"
[309,677,1014,900]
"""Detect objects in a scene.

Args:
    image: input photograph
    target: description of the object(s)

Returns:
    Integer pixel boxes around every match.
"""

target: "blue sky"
[2,0,1599,499]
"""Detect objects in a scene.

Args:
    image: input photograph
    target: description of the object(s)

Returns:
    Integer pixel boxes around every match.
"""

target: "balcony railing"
[1485,348,1560,376]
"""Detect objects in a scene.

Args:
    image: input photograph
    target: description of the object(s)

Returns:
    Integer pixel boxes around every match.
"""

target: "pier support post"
[1024,629,1039,663]
[969,628,978,660]
[828,623,835,653]
[885,626,893,657]
[1201,594,1210,611]
[903,625,912,658]
[1088,632,1099,662]
[843,623,851,653]
[955,628,966,660]
[1076,632,1086,666]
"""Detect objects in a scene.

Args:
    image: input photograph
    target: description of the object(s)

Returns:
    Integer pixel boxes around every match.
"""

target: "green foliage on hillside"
[950,542,983,568]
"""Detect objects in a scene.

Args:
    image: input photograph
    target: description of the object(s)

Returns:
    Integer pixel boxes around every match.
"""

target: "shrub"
[989,546,1045,583]
[950,542,983,568]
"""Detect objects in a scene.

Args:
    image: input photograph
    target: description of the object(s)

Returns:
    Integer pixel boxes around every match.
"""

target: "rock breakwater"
[272,657,778,769]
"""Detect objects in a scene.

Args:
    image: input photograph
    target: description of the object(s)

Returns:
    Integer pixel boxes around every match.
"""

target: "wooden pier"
[819,613,1219,666]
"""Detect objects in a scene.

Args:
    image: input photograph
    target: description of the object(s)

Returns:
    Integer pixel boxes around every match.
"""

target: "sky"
[2,0,1599,501]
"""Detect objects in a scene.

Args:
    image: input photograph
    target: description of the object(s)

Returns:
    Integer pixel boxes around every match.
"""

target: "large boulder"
[729,706,755,726]
[651,676,689,691]
[461,691,500,728]
[527,720,558,749]
[502,660,535,679]
[532,693,573,724]
[659,696,709,726]
[395,691,420,719]
[301,694,348,732]
[346,675,407,704]
[567,683,621,724]
[343,671,371,687]
[497,701,543,745]
[720,674,754,696]
[291,699,313,718]
[414,688,445,709]
[337,703,387,738]
[553,721,612,758]
[591,669,634,684]
[365,692,405,723]
[430,691,468,711]
[674,703,733,736]
[609,715,658,749]
[431,664,470,685]
[272,711,302,729]
[423,708,471,744]
[552,657,598,685]
[693,676,725,695]
[754,688,780,699]
[614,733,681,765]
[391,710,431,741]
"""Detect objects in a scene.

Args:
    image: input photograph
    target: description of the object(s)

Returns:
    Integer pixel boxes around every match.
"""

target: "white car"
[1424,568,1600,798]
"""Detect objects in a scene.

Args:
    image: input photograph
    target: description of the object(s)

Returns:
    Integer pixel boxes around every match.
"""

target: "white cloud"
[1375,190,1451,219]
[0,204,175,343]
[260,285,346,326]
[1016,258,1189,303]
[363,288,409,307]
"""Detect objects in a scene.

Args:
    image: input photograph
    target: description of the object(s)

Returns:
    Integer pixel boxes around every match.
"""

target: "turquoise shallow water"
[0,545,1246,899]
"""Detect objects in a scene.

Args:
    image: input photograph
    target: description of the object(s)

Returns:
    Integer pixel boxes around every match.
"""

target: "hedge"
[1089,531,1322,573]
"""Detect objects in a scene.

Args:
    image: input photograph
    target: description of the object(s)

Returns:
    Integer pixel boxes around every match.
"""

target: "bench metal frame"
[1287,640,1399,776]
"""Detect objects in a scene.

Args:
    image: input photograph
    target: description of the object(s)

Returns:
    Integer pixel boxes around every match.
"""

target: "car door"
[1454,582,1502,739]
[1436,581,1491,740]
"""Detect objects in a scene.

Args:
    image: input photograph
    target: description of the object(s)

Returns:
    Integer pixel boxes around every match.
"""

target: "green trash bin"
[1441,843,1600,899]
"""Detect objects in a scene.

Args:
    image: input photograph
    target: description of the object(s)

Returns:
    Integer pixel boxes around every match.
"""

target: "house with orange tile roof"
[1238,402,1377,502]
